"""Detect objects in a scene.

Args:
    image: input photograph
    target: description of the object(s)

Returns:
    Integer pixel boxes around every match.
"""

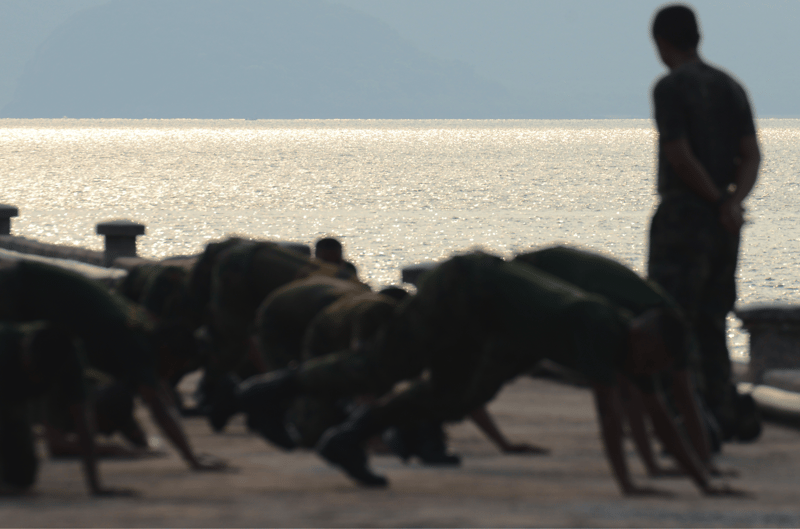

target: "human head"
[378,286,409,302]
[315,237,344,264]
[652,4,700,52]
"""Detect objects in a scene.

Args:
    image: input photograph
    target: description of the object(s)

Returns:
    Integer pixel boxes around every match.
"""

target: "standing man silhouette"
[648,4,761,441]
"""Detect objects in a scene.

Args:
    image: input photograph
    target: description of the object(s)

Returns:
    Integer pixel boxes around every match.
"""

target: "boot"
[382,426,413,462]
[208,374,241,432]
[239,369,299,450]
[734,392,762,443]
[413,422,461,466]
[317,406,388,487]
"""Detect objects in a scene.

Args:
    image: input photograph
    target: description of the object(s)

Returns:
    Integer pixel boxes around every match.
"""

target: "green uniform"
[255,276,370,371]
[303,292,397,361]
[0,260,158,389]
[514,246,693,370]
[296,252,630,426]
[0,322,86,489]
[206,240,361,380]
[287,292,397,447]
[185,237,250,330]
[650,60,756,417]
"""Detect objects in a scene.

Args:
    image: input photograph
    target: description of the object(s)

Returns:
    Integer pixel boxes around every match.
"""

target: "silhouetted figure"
[314,237,358,277]
[0,260,226,473]
[237,252,743,496]
[648,4,761,442]
[0,322,128,496]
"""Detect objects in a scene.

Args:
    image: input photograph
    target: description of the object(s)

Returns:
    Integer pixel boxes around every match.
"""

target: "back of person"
[303,292,397,361]
[514,246,680,317]
[287,292,397,448]
[384,252,629,394]
[654,61,755,196]
[255,275,370,371]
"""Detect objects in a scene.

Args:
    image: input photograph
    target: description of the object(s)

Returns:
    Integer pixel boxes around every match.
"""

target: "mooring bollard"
[0,204,19,235]
[96,220,145,266]
[736,304,800,384]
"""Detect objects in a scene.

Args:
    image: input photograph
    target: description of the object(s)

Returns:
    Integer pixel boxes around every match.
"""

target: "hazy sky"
[331,0,800,118]
[1,0,798,118]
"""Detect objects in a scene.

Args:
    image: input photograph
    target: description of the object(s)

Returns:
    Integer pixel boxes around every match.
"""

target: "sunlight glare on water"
[2,118,799,361]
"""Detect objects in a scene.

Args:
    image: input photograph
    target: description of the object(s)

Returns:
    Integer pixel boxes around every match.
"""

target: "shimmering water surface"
[2,119,799,360]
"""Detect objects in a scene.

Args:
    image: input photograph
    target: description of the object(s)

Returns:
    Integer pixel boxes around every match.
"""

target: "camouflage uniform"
[296,252,631,426]
[0,322,86,490]
[206,240,361,381]
[287,292,396,447]
[514,245,695,371]
[649,60,757,420]
[255,276,369,372]
[185,237,251,330]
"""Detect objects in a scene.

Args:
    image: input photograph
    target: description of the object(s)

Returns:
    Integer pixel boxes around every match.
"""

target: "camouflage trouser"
[0,402,38,490]
[648,195,740,414]
[285,395,348,448]
[297,253,550,427]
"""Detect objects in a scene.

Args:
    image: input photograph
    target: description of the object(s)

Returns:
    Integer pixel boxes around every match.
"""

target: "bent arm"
[731,134,760,203]
[69,402,127,496]
[662,138,720,203]
[139,382,226,471]
[662,134,761,233]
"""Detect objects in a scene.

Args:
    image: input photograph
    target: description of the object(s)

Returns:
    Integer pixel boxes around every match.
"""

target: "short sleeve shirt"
[653,61,756,194]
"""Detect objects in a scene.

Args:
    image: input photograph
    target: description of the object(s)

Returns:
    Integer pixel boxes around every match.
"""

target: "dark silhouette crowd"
[1,4,762,498]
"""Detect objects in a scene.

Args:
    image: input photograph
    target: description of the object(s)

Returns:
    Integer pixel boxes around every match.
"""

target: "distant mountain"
[333,0,800,118]
[1,0,513,119]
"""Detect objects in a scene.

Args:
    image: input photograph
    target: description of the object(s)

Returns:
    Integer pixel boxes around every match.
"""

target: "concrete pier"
[3,375,800,527]
[736,305,800,384]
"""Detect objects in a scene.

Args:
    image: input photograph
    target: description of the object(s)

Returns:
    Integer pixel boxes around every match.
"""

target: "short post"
[736,305,800,384]
[96,220,145,266]
[0,204,19,235]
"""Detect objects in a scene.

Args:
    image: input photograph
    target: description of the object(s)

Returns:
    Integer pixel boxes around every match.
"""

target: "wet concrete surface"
[3,377,800,527]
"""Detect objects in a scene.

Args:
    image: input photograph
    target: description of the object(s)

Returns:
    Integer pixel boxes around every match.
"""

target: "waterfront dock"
[2,205,800,526]
[1,375,800,527]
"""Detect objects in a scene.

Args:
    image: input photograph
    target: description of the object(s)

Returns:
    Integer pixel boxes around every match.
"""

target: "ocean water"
[2,118,799,360]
